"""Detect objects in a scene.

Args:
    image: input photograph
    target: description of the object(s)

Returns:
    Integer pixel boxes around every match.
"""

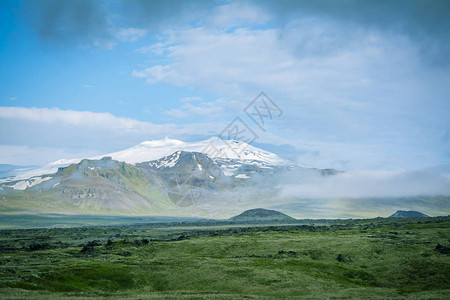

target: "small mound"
[388,210,429,218]
[230,208,295,222]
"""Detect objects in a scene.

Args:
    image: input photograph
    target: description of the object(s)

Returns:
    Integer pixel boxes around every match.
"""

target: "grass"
[0,217,449,298]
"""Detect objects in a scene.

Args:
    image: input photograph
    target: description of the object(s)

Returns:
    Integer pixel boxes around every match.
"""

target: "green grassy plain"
[0,217,449,299]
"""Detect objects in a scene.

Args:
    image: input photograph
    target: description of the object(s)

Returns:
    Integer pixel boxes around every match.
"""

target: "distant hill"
[230,208,295,222]
[388,210,429,218]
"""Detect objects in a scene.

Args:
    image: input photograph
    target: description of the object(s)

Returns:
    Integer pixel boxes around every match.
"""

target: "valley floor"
[0,217,449,299]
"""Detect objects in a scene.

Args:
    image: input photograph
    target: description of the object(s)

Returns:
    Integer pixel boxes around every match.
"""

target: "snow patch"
[235,174,250,179]
[9,176,52,190]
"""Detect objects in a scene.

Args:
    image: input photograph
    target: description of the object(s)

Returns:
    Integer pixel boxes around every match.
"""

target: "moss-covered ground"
[0,217,449,299]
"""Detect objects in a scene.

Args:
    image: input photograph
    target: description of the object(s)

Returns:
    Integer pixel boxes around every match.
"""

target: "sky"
[0,0,449,171]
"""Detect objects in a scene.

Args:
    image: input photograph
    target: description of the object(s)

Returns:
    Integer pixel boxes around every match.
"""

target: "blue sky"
[0,0,449,170]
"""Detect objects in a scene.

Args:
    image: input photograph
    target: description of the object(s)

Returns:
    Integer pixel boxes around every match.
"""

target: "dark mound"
[230,208,295,222]
[388,210,429,218]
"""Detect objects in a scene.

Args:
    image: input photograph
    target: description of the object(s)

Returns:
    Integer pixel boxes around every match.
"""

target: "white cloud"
[115,27,147,42]
[0,107,224,165]
[132,24,422,101]
[180,96,202,102]
[133,27,291,94]
[164,108,188,118]
[208,2,272,28]
[0,107,164,131]
[82,27,147,50]
[136,41,171,55]
[163,98,242,119]
[164,103,223,119]
[131,19,450,170]
[132,65,181,84]
[0,145,100,166]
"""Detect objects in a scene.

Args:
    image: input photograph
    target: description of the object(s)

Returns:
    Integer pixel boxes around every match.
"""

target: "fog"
[188,166,450,219]
[279,166,450,199]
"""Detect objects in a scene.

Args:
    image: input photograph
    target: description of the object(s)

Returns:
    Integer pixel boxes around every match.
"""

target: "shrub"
[337,253,352,263]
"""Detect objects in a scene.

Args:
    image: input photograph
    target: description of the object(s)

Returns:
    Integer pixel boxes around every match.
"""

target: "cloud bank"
[0,107,221,165]
[279,167,450,199]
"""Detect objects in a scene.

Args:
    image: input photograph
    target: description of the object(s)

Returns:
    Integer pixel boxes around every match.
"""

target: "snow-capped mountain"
[0,137,293,186]
[0,138,339,216]
[96,137,290,165]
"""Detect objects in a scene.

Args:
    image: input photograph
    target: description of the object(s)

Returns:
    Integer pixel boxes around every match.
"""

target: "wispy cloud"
[279,168,450,199]
[5,0,450,171]
[23,0,450,64]
[0,144,99,166]
[180,96,202,103]
[0,107,223,165]
[208,2,271,28]
[114,27,147,42]
[131,19,450,170]
[0,107,158,129]
[164,98,241,120]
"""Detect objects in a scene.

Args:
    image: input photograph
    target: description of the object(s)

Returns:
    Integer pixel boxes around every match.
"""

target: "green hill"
[230,208,295,222]
[388,210,429,218]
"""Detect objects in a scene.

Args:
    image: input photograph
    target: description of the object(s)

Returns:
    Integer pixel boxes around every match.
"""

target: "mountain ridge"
[0,137,294,184]
[0,151,312,214]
